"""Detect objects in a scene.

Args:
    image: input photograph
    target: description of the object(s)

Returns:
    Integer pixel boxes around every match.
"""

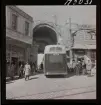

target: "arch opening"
[33,24,58,53]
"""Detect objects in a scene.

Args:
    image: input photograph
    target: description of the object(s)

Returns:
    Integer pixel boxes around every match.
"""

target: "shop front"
[73,49,86,61]
[11,45,25,75]
[6,43,27,76]
[86,49,96,63]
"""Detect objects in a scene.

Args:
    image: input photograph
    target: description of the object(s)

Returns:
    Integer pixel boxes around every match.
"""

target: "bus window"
[50,47,55,52]
[49,54,64,63]
[50,47,62,52]
[56,47,62,52]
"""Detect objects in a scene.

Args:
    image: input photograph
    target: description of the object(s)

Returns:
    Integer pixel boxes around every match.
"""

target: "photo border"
[1,0,100,104]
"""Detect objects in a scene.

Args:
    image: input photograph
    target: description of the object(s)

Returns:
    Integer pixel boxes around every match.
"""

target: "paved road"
[6,74,96,99]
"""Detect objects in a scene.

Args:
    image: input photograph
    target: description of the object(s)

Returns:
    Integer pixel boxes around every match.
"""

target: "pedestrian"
[10,62,15,80]
[82,59,86,75]
[75,61,80,75]
[79,60,82,75]
[91,60,96,76]
[69,60,73,73]
[6,61,10,77]
[35,61,37,72]
[66,62,69,74]
[67,62,70,73]
[40,62,43,70]
[32,63,35,74]
[72,60,76,74]
[86,60,92,76]
[24,62,31,81]
[18,64,23,79]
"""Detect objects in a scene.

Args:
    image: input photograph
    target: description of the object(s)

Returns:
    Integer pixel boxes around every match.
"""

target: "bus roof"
[44,45,66,54]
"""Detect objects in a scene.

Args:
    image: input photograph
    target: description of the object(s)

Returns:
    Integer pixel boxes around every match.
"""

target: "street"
[6,73,96,99]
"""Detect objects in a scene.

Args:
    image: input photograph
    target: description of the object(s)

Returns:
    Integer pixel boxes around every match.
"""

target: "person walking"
[40,62,43,70]
[91,60,96,76]
[79,60,82,75]
[69,60,73,73]
[72,60,77,74]
[75,61,80,75]
[35,61,37,72]
[18,64,23,79]
[6,61,10,77]
[10,63,15,80]
[82,59,86,75]
[86,60,92,76]
[32,63,35,75]
[24,62,31,81]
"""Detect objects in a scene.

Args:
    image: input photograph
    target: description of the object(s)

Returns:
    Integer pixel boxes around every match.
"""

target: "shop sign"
[75,50,85,53]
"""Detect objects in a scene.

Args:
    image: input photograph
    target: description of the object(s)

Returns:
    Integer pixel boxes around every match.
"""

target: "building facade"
[66,29,96,63]
[6,6,35,76]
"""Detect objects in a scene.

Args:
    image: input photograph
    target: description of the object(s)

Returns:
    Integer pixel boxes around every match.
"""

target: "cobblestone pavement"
[6,74,96,99]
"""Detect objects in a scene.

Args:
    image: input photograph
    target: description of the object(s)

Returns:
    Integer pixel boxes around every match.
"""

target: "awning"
[72,44,96,50]
[85,45,96,49]
[72,44,87,49]
[6,36,31,47]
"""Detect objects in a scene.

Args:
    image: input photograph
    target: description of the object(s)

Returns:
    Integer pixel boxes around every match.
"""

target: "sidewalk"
[6,71,43,82]
[6,76,19,82]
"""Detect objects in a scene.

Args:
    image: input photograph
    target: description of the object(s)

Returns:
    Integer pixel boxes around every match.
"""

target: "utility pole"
[69,18,73,62]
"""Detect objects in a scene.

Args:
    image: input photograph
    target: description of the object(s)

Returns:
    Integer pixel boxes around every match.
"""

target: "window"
[50,47,62,52]
[49,54,64,63]
[12,14,18,30]
[25,21,29,36]
[56,47,62,52]
[50,47,55,52]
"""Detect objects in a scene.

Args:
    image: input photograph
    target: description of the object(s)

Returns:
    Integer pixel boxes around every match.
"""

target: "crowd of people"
[6,61,39,81]
[67,58,96,76]
[18,62,39,81]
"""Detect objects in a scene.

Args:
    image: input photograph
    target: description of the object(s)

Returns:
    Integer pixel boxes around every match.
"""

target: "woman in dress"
[24,62,31,81]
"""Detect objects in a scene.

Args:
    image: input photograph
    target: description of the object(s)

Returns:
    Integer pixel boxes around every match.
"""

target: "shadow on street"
[45,72,76,78]
[66,72,76,78]
[28,77,39,80]
[6,81,14,84]
[46,75,65,78]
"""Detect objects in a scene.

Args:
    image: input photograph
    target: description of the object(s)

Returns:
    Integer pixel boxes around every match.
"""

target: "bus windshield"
[49,54,64,63]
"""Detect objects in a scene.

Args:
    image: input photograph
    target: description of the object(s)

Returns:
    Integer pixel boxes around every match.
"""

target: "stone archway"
[33,23,58,53]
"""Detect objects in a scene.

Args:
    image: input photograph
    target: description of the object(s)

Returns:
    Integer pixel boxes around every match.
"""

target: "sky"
[17,6,96,26]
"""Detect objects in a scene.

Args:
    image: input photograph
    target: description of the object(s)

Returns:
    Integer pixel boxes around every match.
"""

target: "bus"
[44,45,67,77]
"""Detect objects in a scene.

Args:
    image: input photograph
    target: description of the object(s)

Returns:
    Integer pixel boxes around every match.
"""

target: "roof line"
[8,6,33,22]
